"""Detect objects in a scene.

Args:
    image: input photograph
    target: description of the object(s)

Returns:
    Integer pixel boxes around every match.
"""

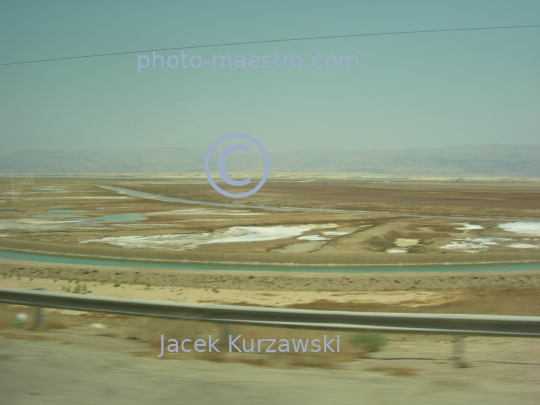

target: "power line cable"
[1,24,539,67]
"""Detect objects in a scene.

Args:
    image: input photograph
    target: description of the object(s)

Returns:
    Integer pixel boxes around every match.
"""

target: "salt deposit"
[455,223,484,231]
[386,248,408,253]
[508,243,539,249]
[297,235,329,241]
[498,222,540,236]
[81,224,339,250]
[441,237,513,252]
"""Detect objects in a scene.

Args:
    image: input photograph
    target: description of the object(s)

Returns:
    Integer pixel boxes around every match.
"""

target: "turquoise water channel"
[48,209,88,213]
[0,248,538,274]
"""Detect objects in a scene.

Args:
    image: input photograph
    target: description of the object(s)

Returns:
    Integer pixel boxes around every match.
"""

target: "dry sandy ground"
[1,335,539,405]
[1,273,467,308]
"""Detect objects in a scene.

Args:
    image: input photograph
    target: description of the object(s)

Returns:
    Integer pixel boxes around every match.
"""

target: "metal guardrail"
[1,287,539,338]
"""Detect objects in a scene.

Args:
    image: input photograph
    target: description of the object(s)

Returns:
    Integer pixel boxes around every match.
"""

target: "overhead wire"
[1,24,539,67]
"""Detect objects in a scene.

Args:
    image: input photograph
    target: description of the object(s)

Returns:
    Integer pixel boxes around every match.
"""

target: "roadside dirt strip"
[1,259,539,291]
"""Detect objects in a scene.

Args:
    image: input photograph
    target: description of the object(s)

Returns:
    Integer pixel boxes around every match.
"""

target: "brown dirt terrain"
[124,178,540,217]
[287,288,540,316]
[0,176,539,265]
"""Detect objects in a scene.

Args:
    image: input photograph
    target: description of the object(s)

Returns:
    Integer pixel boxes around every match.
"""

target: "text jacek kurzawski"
[158,334,340,357]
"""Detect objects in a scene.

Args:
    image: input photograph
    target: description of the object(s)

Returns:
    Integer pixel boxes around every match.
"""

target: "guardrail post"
[220,323,229,342]
[450,336,468,368]
[220,302,229,347]
[31,288,44,329]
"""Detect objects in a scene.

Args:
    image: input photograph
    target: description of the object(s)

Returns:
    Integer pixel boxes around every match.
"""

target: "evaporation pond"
[33,214,87,219]
[48,209,88,213]
[32,209,89,218]
[95,213,147,222]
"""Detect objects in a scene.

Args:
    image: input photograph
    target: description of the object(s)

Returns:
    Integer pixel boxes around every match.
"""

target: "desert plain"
[1,174,539,403]
[0,173,539,314]
[0,174,539,265]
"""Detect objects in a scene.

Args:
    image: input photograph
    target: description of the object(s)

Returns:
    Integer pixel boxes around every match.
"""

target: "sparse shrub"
[349,333,387,353]
[212,288,219,293]
[113,283,120,287]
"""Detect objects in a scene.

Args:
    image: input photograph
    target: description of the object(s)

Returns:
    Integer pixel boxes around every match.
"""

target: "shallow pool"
[33,214,88,219]
[93,213,147,222]
[31,211,146,222]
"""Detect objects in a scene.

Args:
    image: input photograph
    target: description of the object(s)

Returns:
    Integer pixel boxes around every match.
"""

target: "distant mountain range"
[1,144,539,177]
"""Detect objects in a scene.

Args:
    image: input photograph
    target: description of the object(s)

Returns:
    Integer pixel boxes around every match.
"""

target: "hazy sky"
[0,1,539,153]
